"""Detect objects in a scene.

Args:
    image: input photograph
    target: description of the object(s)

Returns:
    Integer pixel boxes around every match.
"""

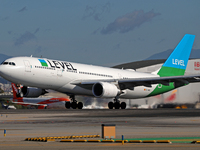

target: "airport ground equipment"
[101,124,116,139]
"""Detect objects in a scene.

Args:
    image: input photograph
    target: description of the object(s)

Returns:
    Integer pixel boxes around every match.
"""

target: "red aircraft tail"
[11,83,19,99]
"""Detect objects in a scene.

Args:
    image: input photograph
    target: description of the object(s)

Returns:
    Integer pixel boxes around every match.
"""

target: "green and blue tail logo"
[38,59,48,67]
[148,34,195,97]
[158,34,195,77]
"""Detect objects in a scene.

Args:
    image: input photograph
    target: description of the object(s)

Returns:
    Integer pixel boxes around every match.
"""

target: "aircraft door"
[23,60,31,72]
[57,69,63,77]
[118,73,122,79]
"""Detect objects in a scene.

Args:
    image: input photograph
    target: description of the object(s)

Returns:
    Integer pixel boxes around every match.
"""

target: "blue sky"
[0,0,200,66]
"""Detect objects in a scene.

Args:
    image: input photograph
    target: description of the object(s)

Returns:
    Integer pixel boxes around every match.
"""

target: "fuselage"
[12,97,69,109]
[0,57,159,99]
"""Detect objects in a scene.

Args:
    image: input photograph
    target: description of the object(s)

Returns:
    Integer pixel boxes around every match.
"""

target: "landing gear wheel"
[71,102,77,109]
[114,102,120,109]
[77,102,83,109]
[65,102,71,109]
[108,102,114,109]
[121,102,126,109]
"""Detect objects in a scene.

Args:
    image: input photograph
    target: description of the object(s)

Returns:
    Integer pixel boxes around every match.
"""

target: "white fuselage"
[0,57,159,99]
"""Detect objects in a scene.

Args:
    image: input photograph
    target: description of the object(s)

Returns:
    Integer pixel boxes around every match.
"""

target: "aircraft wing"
[71,75,200,90]
[11,101,47,106]
[71,79,117,90]
[118,74,200,90]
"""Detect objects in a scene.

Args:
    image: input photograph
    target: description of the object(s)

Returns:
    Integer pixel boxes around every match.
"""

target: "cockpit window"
[1,61,15,66]
[3,62,8,65]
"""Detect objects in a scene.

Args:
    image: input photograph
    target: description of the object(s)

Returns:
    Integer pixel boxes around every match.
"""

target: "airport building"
[114,59,200,108]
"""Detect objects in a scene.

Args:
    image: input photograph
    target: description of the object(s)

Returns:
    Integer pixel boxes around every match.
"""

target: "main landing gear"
[108,98,126,109]
[65,95,83,109]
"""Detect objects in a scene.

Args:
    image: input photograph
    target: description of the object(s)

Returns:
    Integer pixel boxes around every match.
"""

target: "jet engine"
[92,82,120,98]
[21,86,47,98]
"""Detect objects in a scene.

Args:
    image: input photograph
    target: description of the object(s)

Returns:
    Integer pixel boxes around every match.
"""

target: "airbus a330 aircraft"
[0,34,199,109]
[10,83,70,109]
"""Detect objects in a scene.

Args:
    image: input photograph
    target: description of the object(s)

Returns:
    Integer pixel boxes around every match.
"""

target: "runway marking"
[191,120,200,121]
[100,143,126,146]
[2,143,200,148]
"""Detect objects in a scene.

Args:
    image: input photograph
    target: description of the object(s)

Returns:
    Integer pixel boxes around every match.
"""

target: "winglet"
[158,34,195,77]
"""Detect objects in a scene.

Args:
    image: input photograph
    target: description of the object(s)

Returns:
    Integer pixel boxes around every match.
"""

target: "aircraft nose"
[0,66,4,76]
[0,65,3,75]
[0,65,10,78]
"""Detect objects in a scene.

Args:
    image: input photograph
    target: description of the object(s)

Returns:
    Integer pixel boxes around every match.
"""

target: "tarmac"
[1,109,200,149]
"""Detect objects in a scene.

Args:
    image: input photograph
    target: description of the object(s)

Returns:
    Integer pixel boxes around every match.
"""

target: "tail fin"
[11,83,18,99]
[1,102,5,108]
[157,34,195,77]
[1,102,8,109]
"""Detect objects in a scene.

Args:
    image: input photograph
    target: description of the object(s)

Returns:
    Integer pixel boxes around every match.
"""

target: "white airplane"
[10,83,70,109]
[1,102,16,109]
[0,34,200,109]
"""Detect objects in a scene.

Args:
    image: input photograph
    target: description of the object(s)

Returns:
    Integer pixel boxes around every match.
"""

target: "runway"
[1,109,200,149]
